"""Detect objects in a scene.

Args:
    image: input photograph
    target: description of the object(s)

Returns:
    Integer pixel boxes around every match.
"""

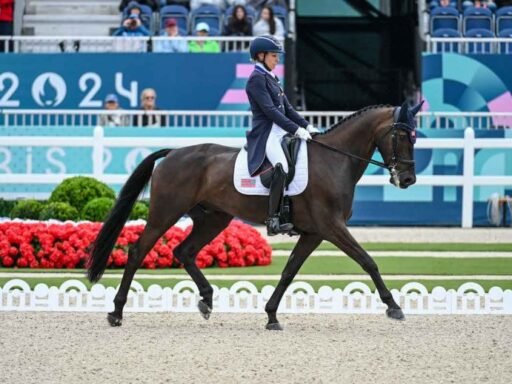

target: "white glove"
[295,127,312,141]
[306,124,321,134]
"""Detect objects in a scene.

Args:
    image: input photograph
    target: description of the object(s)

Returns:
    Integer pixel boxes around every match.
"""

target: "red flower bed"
[0,220,272,269]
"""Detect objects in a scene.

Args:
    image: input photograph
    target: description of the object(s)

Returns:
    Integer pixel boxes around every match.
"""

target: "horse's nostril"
[403,176,415,185]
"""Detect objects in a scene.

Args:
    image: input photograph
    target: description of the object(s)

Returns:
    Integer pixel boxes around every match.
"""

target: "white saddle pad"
[233,142,308,196]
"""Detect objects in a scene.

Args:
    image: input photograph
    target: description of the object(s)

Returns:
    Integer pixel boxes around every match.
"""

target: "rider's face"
[263,52,279,70]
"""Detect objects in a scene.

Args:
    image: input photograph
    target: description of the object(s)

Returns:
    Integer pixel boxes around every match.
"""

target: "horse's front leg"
[265,234,323,330]
[324,220,404,320]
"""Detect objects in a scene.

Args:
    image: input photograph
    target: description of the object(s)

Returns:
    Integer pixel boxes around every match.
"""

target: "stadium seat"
[191,5,223,36]
[160,5,189,35]
[496,6,512,34]
[122,4,153,30]
[272,5,288,32]
[463,7,493,34]
[498,28,512,54]
[430,6,460,33]
[465,28,494,53]
[432,28,461,52]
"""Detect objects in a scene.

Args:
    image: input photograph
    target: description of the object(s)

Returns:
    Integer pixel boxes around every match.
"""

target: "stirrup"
[265,216,293,236]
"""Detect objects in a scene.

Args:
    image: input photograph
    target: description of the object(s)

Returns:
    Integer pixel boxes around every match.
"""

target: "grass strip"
[2,257,511,275]
[1,277,510,292]
[272,242,512,252]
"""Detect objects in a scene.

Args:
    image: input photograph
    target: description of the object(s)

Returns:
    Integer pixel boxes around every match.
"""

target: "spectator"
[438,0,453,7]
[119,0,159,12]
[113,14,150,36]
[154,18,189,52]
[223,4,253,36]
[190,0,227,11]
[0,0,14,53]
[253,5,284,38]
[463,0,497,10]
[99,94,130,127]
[137,88,168,127]
[189,22,221,52]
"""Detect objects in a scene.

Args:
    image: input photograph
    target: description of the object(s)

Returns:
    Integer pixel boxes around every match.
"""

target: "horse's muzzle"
[398,172,416,189]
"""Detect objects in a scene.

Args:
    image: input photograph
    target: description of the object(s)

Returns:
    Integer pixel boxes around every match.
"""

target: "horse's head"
[376,101,423,189]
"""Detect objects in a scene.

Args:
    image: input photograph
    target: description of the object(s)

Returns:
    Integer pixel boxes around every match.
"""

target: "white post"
[462,128,475,228]
[92,126,104,179]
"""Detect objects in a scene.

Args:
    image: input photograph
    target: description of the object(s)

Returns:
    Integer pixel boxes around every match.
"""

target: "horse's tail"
[86,148,172,283]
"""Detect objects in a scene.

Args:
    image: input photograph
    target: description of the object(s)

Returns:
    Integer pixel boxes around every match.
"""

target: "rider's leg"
[265,125,293,235]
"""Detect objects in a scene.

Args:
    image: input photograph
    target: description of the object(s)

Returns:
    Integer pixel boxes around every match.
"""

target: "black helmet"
[249,35,284,60]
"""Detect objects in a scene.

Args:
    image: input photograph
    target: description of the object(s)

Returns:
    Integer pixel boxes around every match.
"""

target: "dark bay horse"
[87,102,421,330]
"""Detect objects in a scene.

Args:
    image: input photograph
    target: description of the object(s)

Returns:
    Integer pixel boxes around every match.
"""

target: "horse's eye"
[398,133,408,140]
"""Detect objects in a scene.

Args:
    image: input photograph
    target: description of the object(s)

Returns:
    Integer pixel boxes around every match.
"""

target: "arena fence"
[1,127,511,227]
[0,36,255,53]
[426,37,512,54]
[2,109,512,129]
[1,279,511,314]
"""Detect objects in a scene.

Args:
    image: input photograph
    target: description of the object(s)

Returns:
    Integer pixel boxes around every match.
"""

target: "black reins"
[309,122,416,170]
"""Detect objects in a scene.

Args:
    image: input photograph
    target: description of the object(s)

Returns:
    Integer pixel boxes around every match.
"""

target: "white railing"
[1,127,512,227]
[0,36,256,53]
[2,109,512,129]
[1,279,511,314]
[426,37,512,54]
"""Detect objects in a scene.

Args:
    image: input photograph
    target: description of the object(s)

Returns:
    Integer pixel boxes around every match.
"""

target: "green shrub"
[0,199,16,218]
[130,202,149,220]
[81,197,115,222]
[49,176,115,213]
[39,202,79,221]
[10,199,44,220]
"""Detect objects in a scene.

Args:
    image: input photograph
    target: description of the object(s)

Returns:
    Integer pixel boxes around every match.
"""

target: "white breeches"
[265,124,289,174]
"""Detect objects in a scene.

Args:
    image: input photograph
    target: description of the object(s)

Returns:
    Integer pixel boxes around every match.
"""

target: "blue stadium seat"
[496,6,512,34]
[122,4,153,30]
[465,28,494,53]
[463,7,493,34]
[432,28,461,52]
[498,28,512,54]
[430,6,460,33]
[160,5,189,35]
[191,5,223,36]
[272,5,288,32]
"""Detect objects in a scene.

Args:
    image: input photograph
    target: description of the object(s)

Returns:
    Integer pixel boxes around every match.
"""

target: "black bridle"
[309,121,416,171]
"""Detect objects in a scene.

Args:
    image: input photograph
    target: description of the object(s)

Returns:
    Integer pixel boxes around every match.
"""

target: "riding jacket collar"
[255,63,279,82]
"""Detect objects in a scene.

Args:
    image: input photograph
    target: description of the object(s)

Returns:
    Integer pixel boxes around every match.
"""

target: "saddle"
[259,134,302,188]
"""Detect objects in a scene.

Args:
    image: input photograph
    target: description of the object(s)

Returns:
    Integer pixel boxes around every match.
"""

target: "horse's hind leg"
[325,222,404,320]
[173,206,233,319]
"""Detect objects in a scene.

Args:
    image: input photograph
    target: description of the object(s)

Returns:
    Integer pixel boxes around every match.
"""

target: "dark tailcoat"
[245,65,309,176]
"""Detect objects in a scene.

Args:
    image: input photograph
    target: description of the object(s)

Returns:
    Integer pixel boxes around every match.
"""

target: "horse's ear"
[398,101,409,122]
[410,100,424,116]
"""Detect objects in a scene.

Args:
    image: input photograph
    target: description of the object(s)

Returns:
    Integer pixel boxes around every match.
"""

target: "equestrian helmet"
[249,35,284,60]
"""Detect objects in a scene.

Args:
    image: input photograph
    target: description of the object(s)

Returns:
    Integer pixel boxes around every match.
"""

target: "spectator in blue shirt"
[154,18,189,52]
[113,14,150,36]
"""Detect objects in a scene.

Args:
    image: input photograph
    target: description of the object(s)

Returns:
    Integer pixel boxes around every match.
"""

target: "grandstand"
[1,0,511,227]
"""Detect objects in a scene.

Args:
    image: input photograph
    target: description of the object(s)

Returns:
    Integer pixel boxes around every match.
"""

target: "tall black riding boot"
[266,163,293,236]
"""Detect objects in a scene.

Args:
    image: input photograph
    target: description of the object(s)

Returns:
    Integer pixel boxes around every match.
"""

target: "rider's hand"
[306,124,321,134]
[295,127,312,141]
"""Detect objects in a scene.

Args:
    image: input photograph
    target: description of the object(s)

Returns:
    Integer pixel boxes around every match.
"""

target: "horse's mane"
[317,104,393,135]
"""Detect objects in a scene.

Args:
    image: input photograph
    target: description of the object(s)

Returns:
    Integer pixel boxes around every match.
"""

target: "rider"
[245,35,320,236]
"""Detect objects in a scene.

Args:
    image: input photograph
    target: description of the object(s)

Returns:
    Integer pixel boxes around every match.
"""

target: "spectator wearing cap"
[113,14,150,36]
[119,0,159,12]
[154,18,189,53]
[188,22,221,53]
[99,94,130,127]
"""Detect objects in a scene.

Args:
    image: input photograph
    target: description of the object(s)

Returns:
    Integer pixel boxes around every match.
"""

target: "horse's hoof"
[107,313,122,327]
[265,322,284,331]
[198,300,212,320]
[386,308,405,321]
